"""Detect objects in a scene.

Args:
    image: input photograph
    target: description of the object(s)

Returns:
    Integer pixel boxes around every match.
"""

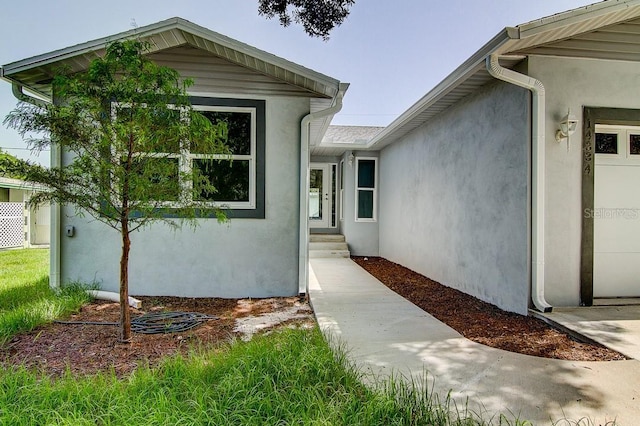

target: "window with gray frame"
[127,98,266,219]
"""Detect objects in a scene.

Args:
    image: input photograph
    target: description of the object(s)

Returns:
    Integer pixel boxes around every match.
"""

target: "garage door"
[593,124,640,298]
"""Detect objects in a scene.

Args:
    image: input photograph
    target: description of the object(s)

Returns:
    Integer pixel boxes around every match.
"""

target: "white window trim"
[355,157,377,222]
[110,102,257,210]
[193,105,257,210]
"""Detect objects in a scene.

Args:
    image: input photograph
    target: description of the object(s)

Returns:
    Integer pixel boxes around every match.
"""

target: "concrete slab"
[309,258,640,425]
[540,306,640,361]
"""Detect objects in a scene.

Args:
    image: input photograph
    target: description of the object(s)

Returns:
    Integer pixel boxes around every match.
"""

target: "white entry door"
[309,163,331,229]
[593,125,640,298]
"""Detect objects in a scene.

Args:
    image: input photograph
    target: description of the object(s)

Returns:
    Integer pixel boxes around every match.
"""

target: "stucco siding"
[527,55,640,306]
[60,96,306,297]
[379,81,530,314]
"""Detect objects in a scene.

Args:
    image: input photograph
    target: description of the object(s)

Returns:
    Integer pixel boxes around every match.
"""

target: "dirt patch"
[1,296,314,377]
[352,256,625,361]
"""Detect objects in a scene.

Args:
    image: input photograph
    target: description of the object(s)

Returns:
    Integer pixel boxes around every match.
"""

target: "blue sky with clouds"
[1,0,592,165]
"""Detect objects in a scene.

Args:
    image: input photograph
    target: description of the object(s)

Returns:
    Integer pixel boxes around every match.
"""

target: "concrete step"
[309,234,350,258]
[309,241,349,251]
[310,234,346,243]
[309,249,351,258]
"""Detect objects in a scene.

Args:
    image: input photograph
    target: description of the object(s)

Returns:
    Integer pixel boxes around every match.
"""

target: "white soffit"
[311,125,384,156]
[369,0,640,150]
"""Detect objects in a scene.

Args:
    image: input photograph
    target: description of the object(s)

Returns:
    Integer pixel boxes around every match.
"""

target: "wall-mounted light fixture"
[347,151,355,166]
[555,109,578,151]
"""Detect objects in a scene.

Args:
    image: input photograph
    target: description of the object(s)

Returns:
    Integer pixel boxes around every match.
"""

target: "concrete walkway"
[309,258,640,425]
[540,306,640,361]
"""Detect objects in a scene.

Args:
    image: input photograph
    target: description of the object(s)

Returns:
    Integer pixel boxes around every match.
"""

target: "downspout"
[299,83,349,295]
[486,54,552,313]
[10,83,60,289]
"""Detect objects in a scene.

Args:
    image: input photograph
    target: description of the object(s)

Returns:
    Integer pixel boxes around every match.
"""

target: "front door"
[309,163,331,228]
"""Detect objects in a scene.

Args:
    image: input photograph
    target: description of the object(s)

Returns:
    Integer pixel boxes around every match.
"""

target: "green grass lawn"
[0,249,527,425]
[0,328,493,425]
[0,248,91,346]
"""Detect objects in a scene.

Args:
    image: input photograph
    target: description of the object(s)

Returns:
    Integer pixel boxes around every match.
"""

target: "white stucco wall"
[60,95,307,298]
[528,55,640,306]
[379,81,530,314]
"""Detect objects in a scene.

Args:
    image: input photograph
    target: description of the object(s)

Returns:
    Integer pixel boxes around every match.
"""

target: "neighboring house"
[2,0,640,314]
[0,177,50,249]
[325,0,640,315]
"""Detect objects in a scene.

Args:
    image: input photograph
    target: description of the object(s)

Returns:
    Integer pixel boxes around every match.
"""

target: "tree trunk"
[119,222,132,342]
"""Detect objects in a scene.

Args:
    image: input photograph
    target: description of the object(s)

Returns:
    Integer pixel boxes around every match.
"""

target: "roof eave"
[367,28,517,149]
[517,0,640,38]
[2,17,341,99]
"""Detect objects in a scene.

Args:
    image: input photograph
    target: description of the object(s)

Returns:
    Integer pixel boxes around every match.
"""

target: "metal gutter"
[1,66,52,104]
[366,28,518,150]
[486,54,551,313]
[298,83,349,295]
[366,1,640,152]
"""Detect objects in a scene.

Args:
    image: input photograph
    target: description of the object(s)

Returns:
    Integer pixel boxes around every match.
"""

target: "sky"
[0,0,593,166]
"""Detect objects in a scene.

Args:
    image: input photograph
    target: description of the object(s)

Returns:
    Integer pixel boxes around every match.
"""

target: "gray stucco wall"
[341,150,379,256]
[527,56,640,306]
[60,95,307,298]
[379,81,530,314]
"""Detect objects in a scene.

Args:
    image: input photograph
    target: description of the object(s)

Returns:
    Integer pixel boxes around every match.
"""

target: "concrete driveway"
[539,305,640,361]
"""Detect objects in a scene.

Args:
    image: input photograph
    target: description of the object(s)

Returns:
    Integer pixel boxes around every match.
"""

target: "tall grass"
[0,249,534,424]
[0,249,92,345]
[0,328,514,425]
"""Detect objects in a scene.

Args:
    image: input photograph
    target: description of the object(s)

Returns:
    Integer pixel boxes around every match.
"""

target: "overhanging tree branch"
[258,0,355,39]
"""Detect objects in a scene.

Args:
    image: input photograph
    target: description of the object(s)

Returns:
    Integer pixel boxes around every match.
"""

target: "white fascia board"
[366,0,640,151]
[316,142,369,150]
[517,0,640,38]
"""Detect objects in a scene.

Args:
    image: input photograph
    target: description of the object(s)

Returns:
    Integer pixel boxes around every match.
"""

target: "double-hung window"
[112,98,265,218]
[355,157,377,221]
[192,106,256,209]
[192,98,265,218]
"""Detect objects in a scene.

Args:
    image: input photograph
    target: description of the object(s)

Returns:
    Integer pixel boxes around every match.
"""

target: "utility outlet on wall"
[65,225,75,237]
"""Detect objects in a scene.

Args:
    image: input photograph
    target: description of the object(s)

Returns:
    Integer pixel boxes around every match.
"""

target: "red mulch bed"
[352,256,625,361]
[0,296,314,377]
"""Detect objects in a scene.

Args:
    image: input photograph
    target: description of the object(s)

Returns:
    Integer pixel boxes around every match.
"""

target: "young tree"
[258,0,355,39]
[3,40,229,342]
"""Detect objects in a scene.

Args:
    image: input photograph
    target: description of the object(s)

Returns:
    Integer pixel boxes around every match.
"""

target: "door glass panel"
[309,168,323,220]
[331,164,337,227]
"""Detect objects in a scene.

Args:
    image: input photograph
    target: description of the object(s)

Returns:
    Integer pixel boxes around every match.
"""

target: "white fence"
[0,202,25,249]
